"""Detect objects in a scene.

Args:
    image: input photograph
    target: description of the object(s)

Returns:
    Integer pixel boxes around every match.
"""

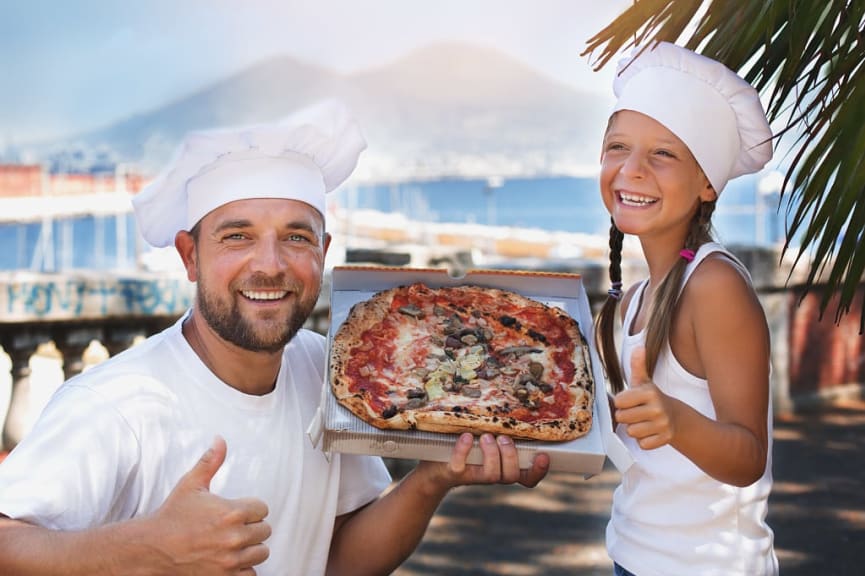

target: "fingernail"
[497,435,512,446]
[459,433,473,445]
[482,434,495,444]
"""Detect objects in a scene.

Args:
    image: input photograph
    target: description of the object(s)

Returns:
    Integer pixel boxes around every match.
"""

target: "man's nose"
[249,238,285,272]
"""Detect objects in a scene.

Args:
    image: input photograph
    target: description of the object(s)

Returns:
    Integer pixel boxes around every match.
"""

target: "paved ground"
[2,397,861,574]
[394,399,865,575]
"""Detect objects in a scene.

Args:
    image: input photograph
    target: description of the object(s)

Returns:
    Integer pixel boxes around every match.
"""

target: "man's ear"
[175,230,198,282]
[323,232,332,257]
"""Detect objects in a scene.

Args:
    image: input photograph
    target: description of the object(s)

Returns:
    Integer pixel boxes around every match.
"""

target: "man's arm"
[326,432,549,576]
[0,437,271,576]
[0,515,172,576]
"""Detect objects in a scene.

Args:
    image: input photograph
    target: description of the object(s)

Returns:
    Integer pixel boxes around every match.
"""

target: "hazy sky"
[1,0,631,142]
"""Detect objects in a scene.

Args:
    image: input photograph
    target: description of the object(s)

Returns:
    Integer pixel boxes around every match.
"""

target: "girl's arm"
[615,258,770,486]
[685,257,770,485]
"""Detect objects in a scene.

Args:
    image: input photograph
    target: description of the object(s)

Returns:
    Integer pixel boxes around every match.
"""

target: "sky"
[0,0,631,143]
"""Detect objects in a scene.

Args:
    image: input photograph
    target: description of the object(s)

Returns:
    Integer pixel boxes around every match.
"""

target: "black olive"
[527,329,547,342]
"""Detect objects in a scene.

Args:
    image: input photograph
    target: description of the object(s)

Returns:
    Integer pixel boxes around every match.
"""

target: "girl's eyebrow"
[604,132,684,148]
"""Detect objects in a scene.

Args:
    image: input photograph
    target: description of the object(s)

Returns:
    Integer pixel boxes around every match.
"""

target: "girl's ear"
[699,174,718,202]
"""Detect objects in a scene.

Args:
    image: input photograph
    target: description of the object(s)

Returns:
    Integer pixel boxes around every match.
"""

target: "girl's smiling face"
[600,110,716,243]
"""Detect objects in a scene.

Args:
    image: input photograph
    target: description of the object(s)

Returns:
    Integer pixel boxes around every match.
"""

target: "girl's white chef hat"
[611,41,773,193]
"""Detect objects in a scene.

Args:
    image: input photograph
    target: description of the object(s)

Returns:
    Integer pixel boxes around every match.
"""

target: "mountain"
[51,43,611,182]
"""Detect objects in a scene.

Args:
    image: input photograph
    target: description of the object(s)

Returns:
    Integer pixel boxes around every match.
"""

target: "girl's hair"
[594,200,716,393]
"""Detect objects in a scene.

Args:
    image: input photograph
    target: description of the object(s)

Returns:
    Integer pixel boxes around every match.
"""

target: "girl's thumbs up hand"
[628,345,652,387]
[613,346,678,450]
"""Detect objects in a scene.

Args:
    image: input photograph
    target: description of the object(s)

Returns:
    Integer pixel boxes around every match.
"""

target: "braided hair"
[594,201,716,393]
[594,218,626,393]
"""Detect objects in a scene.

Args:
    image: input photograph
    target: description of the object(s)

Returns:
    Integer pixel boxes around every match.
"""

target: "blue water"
[0,213,139,271]
[334,174,786,243]
[0,175,787,272]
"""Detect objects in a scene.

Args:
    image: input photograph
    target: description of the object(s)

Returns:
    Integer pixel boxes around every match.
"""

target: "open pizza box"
[307,266,633,478]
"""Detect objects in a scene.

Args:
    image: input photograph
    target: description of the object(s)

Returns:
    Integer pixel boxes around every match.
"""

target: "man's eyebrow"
[213,219,252,233]
[285,220,320,232]
[211,219,323,235]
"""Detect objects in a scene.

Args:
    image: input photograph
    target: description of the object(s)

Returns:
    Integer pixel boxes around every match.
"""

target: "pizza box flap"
[307,266,633,477]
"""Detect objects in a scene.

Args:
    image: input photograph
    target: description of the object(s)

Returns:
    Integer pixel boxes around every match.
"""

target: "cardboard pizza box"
[307,266,633,478]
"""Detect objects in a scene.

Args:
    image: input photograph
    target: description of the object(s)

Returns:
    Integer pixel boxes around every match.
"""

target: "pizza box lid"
[307,266,633,477]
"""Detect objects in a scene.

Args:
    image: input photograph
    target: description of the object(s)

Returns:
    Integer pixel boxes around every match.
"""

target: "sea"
[0,174,787,272]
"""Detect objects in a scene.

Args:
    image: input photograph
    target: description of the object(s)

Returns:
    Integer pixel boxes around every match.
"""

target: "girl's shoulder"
[686,250,754,299]
[683,249,767,332]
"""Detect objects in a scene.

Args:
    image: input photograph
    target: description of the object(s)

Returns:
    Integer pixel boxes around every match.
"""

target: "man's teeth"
[242,290,287,301]
[620,192,657,206]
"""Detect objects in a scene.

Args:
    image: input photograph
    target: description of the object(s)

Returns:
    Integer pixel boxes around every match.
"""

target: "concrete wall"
[1,271,194,321]
[787,286,865,402]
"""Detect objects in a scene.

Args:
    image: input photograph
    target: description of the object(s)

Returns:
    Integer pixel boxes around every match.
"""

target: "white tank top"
[606,242,778,576]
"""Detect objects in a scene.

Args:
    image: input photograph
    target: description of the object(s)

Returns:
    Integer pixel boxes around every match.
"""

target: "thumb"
[180,435,227,492]
[629,346,651,387]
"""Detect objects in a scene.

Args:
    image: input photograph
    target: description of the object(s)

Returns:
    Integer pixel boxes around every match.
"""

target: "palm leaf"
[584,0,865,330]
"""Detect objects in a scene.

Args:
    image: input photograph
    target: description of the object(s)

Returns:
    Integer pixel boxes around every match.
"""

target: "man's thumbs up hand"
[613,346,677,450]
[178,435,227,493]
[148,436,272,574]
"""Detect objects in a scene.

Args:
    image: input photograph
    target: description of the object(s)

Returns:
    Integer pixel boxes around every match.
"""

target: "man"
[0,100,550,575]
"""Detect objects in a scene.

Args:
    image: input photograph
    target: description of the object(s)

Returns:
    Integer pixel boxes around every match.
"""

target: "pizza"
[329,282,594,441]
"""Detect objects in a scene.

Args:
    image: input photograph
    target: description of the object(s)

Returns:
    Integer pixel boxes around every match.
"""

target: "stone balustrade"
[0,270,332,452]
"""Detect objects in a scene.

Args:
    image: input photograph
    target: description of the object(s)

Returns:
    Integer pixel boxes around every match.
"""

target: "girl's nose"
[620,151,646,178]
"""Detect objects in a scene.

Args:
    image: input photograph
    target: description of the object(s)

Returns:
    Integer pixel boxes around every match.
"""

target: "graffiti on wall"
[0,274,194,320]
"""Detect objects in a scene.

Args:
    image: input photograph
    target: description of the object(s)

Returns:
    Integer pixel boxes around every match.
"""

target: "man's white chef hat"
[611,41,773,194]
[132,99,366,247]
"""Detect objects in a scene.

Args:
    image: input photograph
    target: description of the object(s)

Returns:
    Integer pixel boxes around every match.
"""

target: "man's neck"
[182,313,282,396]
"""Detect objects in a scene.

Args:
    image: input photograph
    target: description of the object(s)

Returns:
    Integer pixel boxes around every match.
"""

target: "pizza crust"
[329,283,595,442]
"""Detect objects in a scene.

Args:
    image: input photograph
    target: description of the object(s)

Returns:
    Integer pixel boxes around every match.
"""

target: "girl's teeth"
[620,193,657,206]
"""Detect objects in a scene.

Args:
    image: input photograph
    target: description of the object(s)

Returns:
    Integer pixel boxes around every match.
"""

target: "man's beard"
[196,276,319,354]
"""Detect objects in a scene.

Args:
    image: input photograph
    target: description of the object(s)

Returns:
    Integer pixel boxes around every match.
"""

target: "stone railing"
[0,270,334,453]
[0,271,193,451]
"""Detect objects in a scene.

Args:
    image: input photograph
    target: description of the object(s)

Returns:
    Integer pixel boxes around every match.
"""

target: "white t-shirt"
[607,243,778,576]
[0,315,391,576]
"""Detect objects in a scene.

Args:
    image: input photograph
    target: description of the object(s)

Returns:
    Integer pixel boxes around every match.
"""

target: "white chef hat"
[132,99,366,247]
[611,41,773,194]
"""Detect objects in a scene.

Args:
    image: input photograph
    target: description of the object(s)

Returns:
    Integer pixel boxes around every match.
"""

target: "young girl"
[594,42,778,575]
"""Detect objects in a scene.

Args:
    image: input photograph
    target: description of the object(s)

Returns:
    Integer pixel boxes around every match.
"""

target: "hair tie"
[608,281,623,300]
[679,249,696,262]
